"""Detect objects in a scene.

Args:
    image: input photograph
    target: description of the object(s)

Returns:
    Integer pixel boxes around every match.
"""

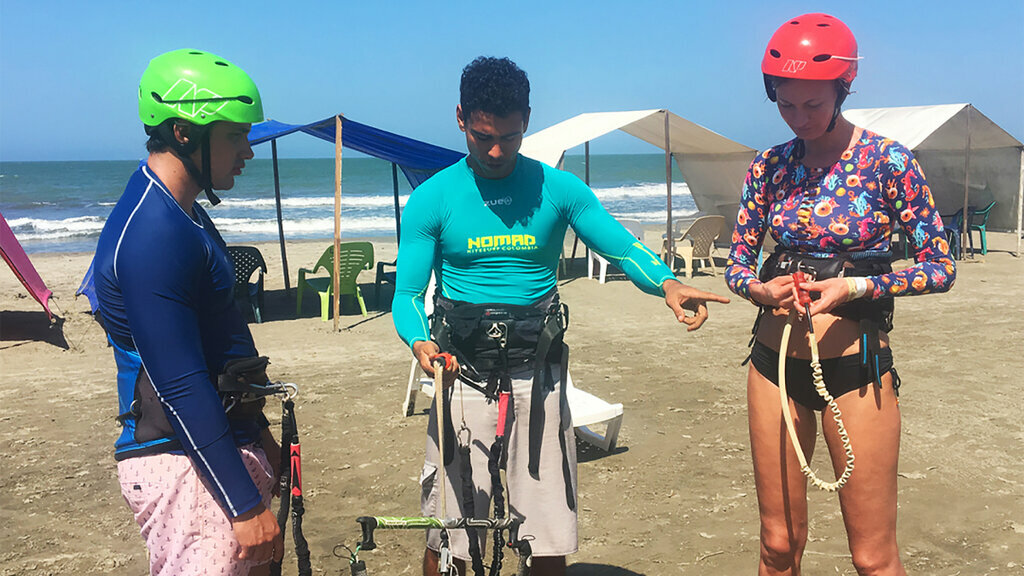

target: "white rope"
[778,311,855,492]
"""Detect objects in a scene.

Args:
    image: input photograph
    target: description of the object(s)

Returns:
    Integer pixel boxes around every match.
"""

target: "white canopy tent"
[520,109,757,257]
[844,104,1024,256]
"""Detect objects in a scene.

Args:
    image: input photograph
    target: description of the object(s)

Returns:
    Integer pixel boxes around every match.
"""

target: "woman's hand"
[799,277,870,316]
[749,276,799,311]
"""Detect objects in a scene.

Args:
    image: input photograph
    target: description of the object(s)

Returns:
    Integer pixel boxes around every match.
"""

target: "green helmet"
[138,48,264,127]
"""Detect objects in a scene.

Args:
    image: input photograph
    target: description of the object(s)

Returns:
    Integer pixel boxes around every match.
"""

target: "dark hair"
[144,119,206,154]
[145,125,171,153]
[460,56,530,118]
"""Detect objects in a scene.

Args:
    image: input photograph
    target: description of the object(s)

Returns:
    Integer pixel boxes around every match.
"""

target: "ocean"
[0,154,697,254]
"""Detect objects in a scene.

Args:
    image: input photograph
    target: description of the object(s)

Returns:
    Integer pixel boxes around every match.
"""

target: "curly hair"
[460,56,530,118]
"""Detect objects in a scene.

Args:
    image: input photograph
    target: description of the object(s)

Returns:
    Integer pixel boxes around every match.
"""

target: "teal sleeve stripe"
[590,241,674,296]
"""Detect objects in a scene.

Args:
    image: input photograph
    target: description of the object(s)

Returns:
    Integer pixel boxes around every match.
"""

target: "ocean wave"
[592,182,691,201]
[211,216,398,235]
[201,194,410,210]
[609,209,701,222]
[6,216,106,239]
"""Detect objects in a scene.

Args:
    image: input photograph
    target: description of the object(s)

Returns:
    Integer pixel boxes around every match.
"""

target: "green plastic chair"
[968,201,996,255]
[942,209,964,260]
[296,242,374,320]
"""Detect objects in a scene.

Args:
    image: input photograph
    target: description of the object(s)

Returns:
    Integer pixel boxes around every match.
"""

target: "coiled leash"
[778,271,855,492]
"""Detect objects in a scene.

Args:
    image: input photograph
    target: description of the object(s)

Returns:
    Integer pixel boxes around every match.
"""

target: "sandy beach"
[1,230,1021,575]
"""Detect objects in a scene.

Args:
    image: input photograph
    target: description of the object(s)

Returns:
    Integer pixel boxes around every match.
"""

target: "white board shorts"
[421,364,578,560]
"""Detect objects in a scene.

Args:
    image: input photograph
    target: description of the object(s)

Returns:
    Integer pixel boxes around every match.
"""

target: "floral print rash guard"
[725,130,956,302]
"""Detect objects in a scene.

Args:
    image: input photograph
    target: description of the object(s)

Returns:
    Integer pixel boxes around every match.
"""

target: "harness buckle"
[486,322,508,348]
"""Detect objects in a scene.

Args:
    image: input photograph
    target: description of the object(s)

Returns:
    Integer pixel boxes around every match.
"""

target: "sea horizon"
[1,153,697,255]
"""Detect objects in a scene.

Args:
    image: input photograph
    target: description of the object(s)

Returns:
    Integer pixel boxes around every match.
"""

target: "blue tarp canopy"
[247,115,463,300]
[77,115,463,315]
[249,116,464,188]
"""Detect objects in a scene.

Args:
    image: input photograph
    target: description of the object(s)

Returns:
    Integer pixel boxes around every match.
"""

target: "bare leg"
[748,365,818,576]
[821,374,906,576]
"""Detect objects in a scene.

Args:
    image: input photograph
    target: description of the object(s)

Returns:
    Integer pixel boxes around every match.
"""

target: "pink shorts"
[118,445,275,576]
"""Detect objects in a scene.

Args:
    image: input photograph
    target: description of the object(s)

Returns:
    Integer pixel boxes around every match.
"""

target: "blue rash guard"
[94,163,264,518]
[393,155,676,347]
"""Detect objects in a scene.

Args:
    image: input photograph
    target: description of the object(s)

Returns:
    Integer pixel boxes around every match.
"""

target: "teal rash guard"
[393,155,676,347]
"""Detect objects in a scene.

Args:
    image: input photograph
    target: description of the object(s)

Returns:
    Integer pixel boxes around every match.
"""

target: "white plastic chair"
[401,274,437,417]
[661,215,726,278]
[566,371,623,452]
[587,219,645,284]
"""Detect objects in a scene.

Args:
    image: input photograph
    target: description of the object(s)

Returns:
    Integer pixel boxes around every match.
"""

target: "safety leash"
[270,396,312,576]
[778,271,855,492]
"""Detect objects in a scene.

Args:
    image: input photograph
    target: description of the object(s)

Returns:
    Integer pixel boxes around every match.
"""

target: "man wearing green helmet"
[94,49,283,575]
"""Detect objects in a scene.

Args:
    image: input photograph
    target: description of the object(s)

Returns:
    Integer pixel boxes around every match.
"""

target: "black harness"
[748,249,896,388]
[430,290,572,575]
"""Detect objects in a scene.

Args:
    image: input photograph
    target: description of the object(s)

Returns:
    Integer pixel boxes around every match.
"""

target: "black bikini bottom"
[750,340,895,411]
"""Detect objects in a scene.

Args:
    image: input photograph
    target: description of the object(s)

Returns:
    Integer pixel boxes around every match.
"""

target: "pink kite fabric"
[0,211,53,320]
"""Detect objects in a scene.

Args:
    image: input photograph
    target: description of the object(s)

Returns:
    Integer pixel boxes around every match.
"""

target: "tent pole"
[664,110,673,267]
[333,115,343,331]
[585,141,590,186]
[1017,147,1023,257]
[392,162,402,242]
[271,139,291,292]
[961,105,971,259]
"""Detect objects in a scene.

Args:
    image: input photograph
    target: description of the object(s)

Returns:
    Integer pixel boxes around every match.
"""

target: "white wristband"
[852,277,869,299]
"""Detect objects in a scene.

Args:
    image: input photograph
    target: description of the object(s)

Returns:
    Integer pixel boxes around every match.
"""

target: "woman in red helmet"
[725,13,955,574]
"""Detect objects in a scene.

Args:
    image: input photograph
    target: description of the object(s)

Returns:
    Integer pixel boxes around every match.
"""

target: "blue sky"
[1,0,1022,162]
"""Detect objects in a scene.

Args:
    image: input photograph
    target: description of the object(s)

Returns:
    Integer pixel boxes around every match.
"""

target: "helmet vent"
[817,23,830,27]
[214,61,229,67]
[769,49,781,58]
[237,95,253,104]
[812,54,832,62]
[188,51,203,55]
[789,20,800,25]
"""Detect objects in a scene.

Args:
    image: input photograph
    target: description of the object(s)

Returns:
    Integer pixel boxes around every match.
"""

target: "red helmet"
[762,13,858,90]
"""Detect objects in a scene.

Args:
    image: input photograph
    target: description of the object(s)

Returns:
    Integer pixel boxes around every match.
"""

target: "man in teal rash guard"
[394,57,730,576]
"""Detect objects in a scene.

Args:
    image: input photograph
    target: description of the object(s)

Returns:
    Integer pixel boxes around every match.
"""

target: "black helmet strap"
[149,120,220,206]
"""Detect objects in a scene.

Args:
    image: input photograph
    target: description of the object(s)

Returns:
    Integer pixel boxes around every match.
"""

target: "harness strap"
[458,442,485,576]
[527,306,567,477]
[270,399,312,576]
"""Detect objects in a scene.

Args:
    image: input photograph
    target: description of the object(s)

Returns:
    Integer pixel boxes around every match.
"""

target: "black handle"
[356,516,379,551]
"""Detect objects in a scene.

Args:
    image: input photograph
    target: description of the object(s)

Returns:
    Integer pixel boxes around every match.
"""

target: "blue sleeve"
[556,172,675,296]
[392,186,439,348]
[116,229,262,518]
